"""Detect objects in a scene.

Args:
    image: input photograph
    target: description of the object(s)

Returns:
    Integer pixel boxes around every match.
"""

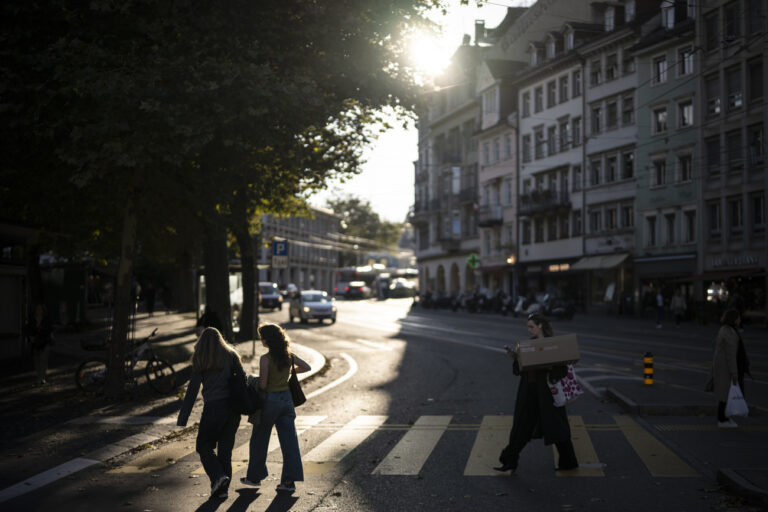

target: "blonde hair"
[192,327,240,372]
[257,322,291,370]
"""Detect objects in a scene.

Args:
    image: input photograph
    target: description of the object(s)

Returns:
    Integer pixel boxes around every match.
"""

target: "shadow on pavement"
[263,493,299,511]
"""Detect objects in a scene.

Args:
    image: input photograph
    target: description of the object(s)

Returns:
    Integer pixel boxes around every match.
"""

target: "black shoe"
[493,463,517,472]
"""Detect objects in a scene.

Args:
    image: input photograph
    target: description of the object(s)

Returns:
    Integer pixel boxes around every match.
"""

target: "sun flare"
[407,32,451,81]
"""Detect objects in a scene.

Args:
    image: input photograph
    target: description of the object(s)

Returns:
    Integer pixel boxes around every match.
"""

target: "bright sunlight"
[406,31,452,83]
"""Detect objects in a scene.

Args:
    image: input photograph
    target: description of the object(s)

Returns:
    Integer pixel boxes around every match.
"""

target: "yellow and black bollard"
[643,352,654,385]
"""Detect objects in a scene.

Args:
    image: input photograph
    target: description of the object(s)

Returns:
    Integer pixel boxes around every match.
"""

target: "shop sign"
[546,263,570,272]
[711,255,759,268]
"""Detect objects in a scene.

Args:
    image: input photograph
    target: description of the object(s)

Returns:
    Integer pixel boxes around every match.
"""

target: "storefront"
[697,253,766,325]
[569,253,631,314]
[520,258,585,310]
[634,253,697,319]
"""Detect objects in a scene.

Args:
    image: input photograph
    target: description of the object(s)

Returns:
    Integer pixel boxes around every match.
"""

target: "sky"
[308,1,531,223]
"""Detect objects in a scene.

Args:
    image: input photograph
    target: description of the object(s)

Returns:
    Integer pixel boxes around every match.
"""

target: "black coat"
[511,360,571,445]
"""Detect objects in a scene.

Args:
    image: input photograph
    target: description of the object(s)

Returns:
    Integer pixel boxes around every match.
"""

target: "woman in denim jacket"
[178,327,243,500]
[242,323,310,494]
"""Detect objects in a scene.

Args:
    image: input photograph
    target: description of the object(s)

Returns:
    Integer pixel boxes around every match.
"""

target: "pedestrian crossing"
[107,414,699,478]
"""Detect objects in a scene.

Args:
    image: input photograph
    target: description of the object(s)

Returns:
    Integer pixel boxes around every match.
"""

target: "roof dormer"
[545,32,563,60]
[564,26,575,51]
[605,6,615,31]
[528,42,544,66]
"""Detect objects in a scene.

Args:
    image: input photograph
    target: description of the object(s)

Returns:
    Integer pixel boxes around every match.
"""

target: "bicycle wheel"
[75,359,108,393]
[145,357,177,394]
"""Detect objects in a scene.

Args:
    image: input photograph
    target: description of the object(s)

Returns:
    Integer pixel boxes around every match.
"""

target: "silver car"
[289,290,337,324]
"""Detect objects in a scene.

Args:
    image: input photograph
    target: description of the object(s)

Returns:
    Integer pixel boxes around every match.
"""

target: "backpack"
[229,357,261,415]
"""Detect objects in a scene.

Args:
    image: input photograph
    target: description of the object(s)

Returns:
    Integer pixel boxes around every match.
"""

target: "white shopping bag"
[724,383,749,418]
[550,364,584,407]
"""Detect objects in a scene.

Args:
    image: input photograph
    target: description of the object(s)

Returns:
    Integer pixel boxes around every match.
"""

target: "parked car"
[388,277,417,298]
[333,281,350,299]
[345,280,371,299]
[259,282,283,311]
[289,290,337,324]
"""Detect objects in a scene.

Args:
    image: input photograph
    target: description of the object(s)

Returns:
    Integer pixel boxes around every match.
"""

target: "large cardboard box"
[515,334,580,370]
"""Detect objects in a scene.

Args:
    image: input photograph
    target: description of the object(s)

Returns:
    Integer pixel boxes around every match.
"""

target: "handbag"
[229,357,261,415]
[724,382,749,418]
[289,355,306,407]
[550,364,583,407]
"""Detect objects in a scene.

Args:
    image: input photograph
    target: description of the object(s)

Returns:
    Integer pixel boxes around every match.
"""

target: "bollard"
[643,352,654,385]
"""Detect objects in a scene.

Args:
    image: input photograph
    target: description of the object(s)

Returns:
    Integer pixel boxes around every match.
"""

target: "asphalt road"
[3,298,766,512]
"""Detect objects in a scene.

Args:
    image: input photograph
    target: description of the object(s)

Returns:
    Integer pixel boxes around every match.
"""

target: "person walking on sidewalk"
[671,290,687,327]
[708,309,751,428]
[177,327,243,500]
[655,289,665,328]
[26,303,54,385]
[495,313,578,474]
[242,323,310,494]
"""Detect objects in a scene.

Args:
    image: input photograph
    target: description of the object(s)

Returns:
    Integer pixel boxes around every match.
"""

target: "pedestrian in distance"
[26,303,54,385]
[671,290,687,327]
[242,322,310,494]
[707,309,751,428]
[495,313,578,474]
[196,305,223,337]
[655,289,664,328]
[177,327,243,500]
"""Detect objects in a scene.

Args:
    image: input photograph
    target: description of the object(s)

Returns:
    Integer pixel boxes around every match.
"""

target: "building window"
[652,107,667,133]
[547,80,557,108]
[662,1,675,29]
[749,59,763,102]
[493,137,501,162]
[748,123,765,166]
[646,215,656,246]
[729,196,743,235]
[522,219,531,244]
[625,0,636,22]
[622,151,634,179]
[724,2,742,41]
[483,142,490,165]
[726,65,743,110]
[566,30,575,50]
[606,156,617,182]
[622,49,635,74]
[522,134,532,163]
[706,135,721,175]
[652,158,666,186]
[559,75,569,103]
[591,105,602,134]
[547,126,557,156]
[622,95,634,125]
[591,159,602,186]
[534,129,544,159]
[726,130,743,171]
[706,74,721,116]
[748,0,764,36]
[534,86,543,112]
[605,6,615,31]
[606,101,618,130]
[483,88,498,114]
[606,208,617,230]
[664,212,675,246]
[678,46,694,76]
[753,193,766,232]
[590,210,602,233]
[559,120,570,151]
[678,100,693,127]
[705,12,720,51]
[708,201,722,238]
[606,54,618,81]
[572,210,582,236]
[622,205,634,228]
[560,215,569,239]
[572,117,582,146]
[573,70,582,97]
[571,165,582,191]
[534,218,544,243]
[522,91,531,117]
[590,60,602,86]
[653,55,668,84]
[548,216,558,241]
[678,154,693,182]
[684,210,696,243]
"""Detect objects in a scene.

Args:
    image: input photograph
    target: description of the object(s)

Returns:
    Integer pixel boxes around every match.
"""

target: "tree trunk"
[106,199,137,398]
[233,222,257,342]
[25,243,43,316]
[203,224,232,342]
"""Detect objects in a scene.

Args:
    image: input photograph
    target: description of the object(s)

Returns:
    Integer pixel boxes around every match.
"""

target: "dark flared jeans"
[196,398,240,490]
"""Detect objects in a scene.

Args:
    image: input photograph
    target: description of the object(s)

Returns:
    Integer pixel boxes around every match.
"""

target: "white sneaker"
[717,419,738,428]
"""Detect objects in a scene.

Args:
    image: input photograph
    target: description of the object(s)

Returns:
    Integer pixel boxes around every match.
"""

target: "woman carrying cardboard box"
[495,313,578,473]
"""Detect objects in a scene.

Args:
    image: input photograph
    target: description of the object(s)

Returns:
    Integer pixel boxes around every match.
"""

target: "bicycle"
[75,327,177,394]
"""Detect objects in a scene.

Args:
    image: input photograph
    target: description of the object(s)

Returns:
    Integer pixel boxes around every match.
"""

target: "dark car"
[259,282,283,311]
[345,281,371,299]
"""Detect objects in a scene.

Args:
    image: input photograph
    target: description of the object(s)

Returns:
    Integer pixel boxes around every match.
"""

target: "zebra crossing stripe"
[554,416,604,477]
[303,415,388,475]
[463,415,514,476]
[614,415,698,477]
[372,416,453,476]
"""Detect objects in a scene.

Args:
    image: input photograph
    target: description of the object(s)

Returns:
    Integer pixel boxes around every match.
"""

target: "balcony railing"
[518,189,571,215]
[478,205,503,227]
[438,234,462,252]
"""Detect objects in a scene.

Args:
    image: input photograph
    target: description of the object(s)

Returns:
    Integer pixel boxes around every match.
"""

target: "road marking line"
[372,416,452,475]
[555,416,604,477]
[0,458,99,503]
[305,352,357,400]
[109,442,192,474]
[354,338,393,351]
[463,415,514,476]
[303,415,388,475]
[614,415,698,477]
[68,415,176,426]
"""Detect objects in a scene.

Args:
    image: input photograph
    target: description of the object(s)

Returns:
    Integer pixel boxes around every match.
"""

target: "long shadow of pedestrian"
[191,490,261,512]
[263,493,298,511]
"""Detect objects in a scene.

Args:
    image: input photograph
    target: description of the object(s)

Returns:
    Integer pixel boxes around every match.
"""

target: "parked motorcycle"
[513,296,542,317]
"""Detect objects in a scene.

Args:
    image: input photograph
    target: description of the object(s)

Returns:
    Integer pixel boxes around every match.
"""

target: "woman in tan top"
[242,323,310,493]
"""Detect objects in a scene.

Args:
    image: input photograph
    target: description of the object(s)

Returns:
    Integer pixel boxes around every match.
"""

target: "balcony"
[459,186,477,203]
[438,234,462,252]
[518,189,571,215]
[478,205,503,227]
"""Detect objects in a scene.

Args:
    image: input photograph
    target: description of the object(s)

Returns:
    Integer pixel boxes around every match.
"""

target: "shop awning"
[570,253,629,271]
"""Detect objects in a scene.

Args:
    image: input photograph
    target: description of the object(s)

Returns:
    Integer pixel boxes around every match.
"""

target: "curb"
[717,468,768,508]
[605,387,714,416]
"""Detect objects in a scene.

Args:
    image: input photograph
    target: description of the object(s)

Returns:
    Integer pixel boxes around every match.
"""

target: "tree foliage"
[326,195,404,249]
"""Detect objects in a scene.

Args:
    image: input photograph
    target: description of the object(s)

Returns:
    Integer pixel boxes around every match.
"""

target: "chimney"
[475,20,486,44]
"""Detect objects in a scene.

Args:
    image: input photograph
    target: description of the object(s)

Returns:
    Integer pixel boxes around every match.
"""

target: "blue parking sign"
[273,241,288,256]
